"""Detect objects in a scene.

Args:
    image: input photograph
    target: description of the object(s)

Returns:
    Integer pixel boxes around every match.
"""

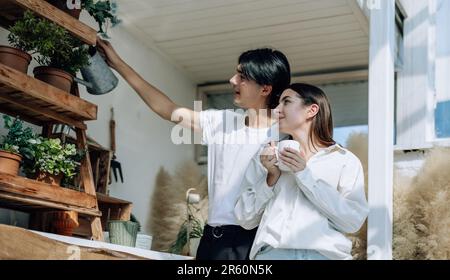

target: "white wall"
[0,12,197,235]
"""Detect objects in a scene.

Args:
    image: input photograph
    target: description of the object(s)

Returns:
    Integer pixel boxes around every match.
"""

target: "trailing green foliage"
[83,0,121,38]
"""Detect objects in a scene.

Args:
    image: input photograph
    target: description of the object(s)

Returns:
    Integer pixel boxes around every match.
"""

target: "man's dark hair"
[238,48,291,109]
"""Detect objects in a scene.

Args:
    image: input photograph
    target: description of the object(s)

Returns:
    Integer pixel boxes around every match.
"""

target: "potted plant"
[169,215,204,256]
[5,11,90,93]
[0,10,38,73]
[46,0,120,38]
[24,137,80,186]
[0,115,37,175]
[83,0,121,38]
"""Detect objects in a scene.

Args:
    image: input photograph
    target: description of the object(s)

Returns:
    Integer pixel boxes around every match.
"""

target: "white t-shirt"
[199,109,281,226]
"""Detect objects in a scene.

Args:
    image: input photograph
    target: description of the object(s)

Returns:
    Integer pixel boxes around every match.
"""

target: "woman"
[234,83,369,260]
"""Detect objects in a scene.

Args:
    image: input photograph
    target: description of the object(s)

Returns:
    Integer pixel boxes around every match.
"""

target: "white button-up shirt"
[234,144,369,260]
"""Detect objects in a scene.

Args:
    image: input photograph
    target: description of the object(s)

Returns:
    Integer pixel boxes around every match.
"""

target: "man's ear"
[261,85,273,97]
[308,104,320,119]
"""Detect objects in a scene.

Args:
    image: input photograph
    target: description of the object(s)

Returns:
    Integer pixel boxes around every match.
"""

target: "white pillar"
[367,0,395,260]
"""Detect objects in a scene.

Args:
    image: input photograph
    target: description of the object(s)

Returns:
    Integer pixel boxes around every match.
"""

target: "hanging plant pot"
[0,150,22,175]
[51,211,79,236]
[47,0,82,19]
[0,46,32,73]
[33,66,74,93]
[35,171,64,186]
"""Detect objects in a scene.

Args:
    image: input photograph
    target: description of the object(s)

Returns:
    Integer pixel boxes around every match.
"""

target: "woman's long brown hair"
[288,83,336,151]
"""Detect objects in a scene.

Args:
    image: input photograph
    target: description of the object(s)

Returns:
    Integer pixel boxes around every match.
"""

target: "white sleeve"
[234,149,275,230]
[294,156,369,234]
[199,110,223,145]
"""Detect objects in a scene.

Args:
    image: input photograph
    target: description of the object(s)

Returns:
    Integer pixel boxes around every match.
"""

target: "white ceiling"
[117,0,369,84]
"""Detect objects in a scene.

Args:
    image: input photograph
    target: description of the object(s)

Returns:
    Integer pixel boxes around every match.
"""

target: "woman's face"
[275,89,310,134]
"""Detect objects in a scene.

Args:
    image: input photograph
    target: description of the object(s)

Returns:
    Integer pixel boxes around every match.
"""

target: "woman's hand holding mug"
[279,145,306,173]
[260,141,281,186]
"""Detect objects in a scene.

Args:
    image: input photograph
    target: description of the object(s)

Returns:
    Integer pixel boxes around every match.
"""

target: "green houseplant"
[0,9,38,73]
[25,137,81,186]
[0,115,37,175]
[46,1,120,38]
[169,214,204,255]
[8,11,90,93]
[83,0,121,38]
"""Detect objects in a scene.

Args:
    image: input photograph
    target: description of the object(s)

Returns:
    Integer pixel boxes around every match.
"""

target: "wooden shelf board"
[0,0,97,45]
[0,193,101,216]
[96,193,132,205]
[0,63,97,129]
[0,172,101,217]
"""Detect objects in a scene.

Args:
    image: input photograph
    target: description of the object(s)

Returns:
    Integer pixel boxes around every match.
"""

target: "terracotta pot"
[0,45,32,73]
[47,0,82,19]
[51,211,79,236]
[0,150,22,175]
[33,66,74,93]
[36,171,63,186]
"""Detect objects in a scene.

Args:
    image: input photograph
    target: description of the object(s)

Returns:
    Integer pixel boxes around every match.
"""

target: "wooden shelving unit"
[0,63,97,129]
[0,0,97,45]
[0,0,104,241]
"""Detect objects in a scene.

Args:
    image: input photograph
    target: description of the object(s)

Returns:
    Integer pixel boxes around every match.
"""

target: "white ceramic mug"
[275,140,301,172]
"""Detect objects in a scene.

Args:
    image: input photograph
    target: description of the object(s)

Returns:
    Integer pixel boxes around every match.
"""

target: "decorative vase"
[0,46,32,73]
[51,211,79,236]
[0,150,22,175]
[33,66,74,93]
[107,220,139,247]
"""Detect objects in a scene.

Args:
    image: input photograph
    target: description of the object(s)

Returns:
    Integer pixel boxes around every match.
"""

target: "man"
[96,38,291,259]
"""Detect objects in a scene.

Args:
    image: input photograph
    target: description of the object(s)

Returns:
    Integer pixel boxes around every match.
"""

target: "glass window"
[435,0,450,139]
[334,125,368,147]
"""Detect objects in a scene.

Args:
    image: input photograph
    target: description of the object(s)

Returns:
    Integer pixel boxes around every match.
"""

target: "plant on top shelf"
[83,0,121,38]
[24,137,82,186]
[0,9,39,73]
[9,11,90,93]
[0,115,38,176]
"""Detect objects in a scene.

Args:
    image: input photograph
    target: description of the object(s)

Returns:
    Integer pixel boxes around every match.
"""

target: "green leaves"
[169,215,204,254]
[27,137,80,179]
[0,115,37,159]
[82,0,121,38]
[8,11,90,75]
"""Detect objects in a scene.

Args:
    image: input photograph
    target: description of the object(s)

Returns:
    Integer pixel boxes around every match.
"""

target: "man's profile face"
[229,65,266,109]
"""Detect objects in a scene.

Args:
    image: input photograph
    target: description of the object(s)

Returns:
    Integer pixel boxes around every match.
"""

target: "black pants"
[196,224,258,260]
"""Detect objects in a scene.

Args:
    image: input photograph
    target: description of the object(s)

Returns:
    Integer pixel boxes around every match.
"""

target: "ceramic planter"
[33,66,74,93]
[0,150,22,175]
[51,211,79,236]
[0,45,32,73]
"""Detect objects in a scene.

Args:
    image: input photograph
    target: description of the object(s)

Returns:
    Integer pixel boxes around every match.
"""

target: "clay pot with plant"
[5,11,90,93]
[24,137,81,186]
[0,115,37,176]
[83,0,121,38]
[46,0,121,38]
[0,10,40,73]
